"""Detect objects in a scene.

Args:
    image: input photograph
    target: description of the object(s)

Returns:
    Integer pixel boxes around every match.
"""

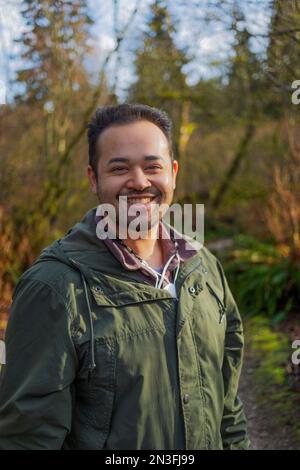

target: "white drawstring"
[143,262,160,288]
[115,231,181,292]
[172,253,180,284]
[157,253,176,289]
[141,252,180,290]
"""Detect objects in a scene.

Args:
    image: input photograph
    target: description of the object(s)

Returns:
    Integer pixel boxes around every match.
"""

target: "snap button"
[183,394,190,404]
[94,286,103,293]
[188,287,196,294]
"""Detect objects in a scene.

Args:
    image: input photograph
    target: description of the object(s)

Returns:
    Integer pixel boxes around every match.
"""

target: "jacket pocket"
[206,281,226,324]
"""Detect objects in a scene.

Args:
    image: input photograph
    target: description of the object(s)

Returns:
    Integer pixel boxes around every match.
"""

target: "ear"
[172,160,178,189]
[87,165,98,194]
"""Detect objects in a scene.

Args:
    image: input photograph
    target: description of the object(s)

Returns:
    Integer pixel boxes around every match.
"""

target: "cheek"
[154,173,173,191]
[98,179,122,199]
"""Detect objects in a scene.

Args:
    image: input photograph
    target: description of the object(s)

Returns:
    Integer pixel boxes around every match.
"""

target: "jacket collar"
[96,211,198,286]
[40,207,201,287]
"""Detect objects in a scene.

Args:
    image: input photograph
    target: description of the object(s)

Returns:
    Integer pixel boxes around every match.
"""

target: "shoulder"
[199,244,222,272]
[11,246,82,331]
[10,260,81,339]
[180,230,222,276]
[180,233,229,297]
[16,253,80,297]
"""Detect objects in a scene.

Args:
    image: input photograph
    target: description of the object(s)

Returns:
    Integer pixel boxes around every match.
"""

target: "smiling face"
[87,120,178,235]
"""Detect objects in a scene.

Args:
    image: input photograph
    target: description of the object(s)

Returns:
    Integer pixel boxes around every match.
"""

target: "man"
[0,104,250,450]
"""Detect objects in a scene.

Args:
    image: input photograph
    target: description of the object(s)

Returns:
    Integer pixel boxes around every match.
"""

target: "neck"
[119,224,164,269]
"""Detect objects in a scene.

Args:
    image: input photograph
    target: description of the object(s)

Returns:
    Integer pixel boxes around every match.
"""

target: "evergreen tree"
[210,5,267,209]
[266,0,300,113]
[225,6,264,120]
[127,0,190,153]
[16,0,92,104]
[12,0,95,246]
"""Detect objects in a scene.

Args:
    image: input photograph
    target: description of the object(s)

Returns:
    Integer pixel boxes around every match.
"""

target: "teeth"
[127,197,154,204]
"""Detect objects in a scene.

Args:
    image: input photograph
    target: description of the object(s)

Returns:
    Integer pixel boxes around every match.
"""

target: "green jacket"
[0,209,250,450]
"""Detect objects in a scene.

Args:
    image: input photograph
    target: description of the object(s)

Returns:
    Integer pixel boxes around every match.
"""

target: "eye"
[145,165,162,171]
[111,167,128,173]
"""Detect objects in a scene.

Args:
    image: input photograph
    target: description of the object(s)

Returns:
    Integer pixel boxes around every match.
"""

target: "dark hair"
[87,103,173,174]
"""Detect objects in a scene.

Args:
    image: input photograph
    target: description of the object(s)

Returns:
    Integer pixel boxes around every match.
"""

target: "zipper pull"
[219,306,226,324]
[216,298,226,323]
[206,282,226,324]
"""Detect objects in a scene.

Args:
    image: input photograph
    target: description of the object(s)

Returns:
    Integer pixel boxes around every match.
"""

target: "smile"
[119,195,160,206]
[127,197,156,204]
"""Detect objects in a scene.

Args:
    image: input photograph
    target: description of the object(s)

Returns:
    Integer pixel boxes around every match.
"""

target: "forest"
[0,0,300,449]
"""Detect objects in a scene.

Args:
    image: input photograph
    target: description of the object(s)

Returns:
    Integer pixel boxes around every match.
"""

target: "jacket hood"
[35,207,120,277]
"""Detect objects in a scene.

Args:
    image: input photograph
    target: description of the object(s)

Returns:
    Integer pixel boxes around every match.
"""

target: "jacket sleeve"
[217,261,251,450]
[0,277,78,449]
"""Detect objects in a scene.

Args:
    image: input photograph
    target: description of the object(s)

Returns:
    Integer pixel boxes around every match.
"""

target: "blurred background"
[0,0,300,449]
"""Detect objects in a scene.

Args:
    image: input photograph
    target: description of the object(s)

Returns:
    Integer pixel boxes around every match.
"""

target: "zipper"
[206,282,226,324]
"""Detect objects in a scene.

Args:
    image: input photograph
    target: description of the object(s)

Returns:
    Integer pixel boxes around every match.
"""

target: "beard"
[95,183,172,240]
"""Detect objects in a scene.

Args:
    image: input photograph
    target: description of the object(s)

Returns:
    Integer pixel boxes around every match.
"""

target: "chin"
[124,214,159,237]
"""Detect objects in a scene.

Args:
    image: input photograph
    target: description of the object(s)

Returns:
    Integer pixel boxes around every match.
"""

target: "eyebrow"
[106,155,164,167]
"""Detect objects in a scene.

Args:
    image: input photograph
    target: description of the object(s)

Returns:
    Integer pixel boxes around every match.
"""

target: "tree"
[15,0,92,104]
[11,0,94,246]
[210,5,265,208]
[266,0,300,112]
[128,0,190,157]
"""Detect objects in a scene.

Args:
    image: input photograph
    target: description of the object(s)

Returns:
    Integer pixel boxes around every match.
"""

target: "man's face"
[88,120,178,234]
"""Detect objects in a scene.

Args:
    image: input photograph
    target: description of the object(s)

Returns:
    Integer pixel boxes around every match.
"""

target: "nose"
[125,167,151,191]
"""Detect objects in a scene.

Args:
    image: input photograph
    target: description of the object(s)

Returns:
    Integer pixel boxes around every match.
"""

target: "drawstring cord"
[81,272,96,381]
[140,253,175,289]
[140,245,181,294]
[158,240,180,290]
[116,228,180,291]
[172,253,181,285]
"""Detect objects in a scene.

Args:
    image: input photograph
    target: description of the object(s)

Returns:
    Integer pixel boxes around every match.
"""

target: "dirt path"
[238,340,299,450]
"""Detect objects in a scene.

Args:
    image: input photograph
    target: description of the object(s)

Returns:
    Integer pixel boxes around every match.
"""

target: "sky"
[0,0,272,103]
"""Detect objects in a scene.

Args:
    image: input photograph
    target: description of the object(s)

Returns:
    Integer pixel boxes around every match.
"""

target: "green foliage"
[204,214,240,241]
[223,235,300,323]
[245,316,300,445]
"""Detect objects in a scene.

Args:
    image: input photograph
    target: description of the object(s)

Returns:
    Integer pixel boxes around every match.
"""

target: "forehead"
[96,120,170,158]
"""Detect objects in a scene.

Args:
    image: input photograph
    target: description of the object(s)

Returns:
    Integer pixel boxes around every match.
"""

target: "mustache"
[118,190,161,198]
